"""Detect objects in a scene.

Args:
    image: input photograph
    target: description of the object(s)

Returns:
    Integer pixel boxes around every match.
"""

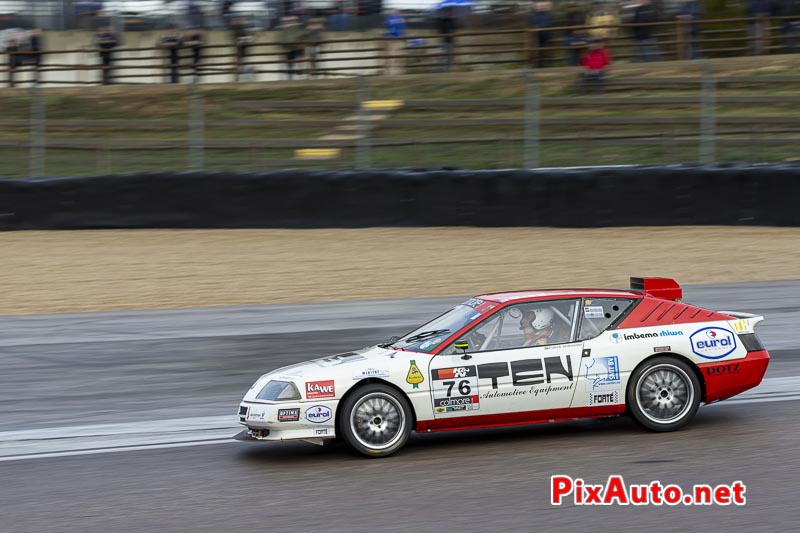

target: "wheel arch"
[336,378,418,436]
[627,352,706,406]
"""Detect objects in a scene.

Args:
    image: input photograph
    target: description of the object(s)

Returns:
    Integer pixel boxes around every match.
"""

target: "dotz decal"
[703,363,740,376]
[431,366,480,412]
[306,380,335,399]
[277,408,300,422]
[305,405,332,424]
[690,327,737,359]
[584,356,620,392]
[611,330,684,343]
[406,360,424,389]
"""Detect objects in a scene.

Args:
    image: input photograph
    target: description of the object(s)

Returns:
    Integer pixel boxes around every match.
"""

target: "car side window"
[578,298,635,341]
[442,299,579,354]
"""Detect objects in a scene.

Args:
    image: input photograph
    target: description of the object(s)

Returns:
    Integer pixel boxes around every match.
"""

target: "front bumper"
[238,400,337,441]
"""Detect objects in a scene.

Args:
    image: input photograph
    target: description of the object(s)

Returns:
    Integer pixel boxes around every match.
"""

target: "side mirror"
[454,340,471,360]
[386,335,400,344]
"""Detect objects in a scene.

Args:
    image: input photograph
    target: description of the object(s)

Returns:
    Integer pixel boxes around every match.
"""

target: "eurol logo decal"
[305,405,332,424]
[690,327,737,359]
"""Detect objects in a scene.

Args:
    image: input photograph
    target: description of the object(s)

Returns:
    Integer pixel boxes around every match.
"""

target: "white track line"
[1,376,797,462]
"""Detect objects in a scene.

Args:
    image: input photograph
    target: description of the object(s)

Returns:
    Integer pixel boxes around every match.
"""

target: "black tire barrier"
[1,164,800,230]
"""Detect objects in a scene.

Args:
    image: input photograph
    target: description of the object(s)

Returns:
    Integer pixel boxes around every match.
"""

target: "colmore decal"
[690,327,737,359]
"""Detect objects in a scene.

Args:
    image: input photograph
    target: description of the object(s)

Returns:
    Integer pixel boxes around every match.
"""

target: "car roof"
[476,289,644,303]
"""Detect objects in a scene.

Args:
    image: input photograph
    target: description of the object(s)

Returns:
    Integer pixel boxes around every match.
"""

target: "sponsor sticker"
[731,320,748,333]
[431,366,480,413]
[305,405,332,424]
[589,391,619,405]
[703,362,740,376]
[247,406,266,421]
[306,380,335,399]
[313,428,332,436]
[406,360,424,389]
[654,346,671,353]
[353,368,389,380]
[610,330,684,343]
[277,408,300,422]
[690,327,737,359]
[584,356,621,392]
[584,306,606,319]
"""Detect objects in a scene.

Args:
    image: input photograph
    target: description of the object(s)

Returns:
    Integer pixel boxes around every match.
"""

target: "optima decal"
[277,408,300,422]
[690,327,737,359]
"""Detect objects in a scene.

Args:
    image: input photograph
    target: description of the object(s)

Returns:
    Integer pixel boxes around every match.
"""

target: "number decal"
[430,366,480,414]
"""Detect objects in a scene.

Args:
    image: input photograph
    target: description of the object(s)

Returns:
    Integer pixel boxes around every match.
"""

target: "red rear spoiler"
[630,277,682,301]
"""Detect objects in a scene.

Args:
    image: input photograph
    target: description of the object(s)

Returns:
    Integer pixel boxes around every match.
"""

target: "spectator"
[631,0,660,62]
[6,36,19,87]
[436,7,458,72]
[675,0,703,59]
[586,1,619,41]
[579,38,611,90]
[222,0,235,27]
[746,0,772,55]
[159,25,183,84]
[96,26,118,85]
[232,16,255,80]
[277,16,304,80]
[384,9,407,76]
[528,1,555,68]
[184,28,205,79]
[562,3,588,66]
[27,28,43,83]
[779,0,800,53]
[187,0,204,29]
[305,17,325,78]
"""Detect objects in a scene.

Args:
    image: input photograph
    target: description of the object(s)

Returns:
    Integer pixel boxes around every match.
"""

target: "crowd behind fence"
[2,14,800,87]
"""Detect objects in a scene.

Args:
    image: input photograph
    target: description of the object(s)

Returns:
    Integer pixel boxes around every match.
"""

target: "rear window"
[578,298,635,341]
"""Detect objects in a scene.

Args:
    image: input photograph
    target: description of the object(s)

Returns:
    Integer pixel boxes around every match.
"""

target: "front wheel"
[339,384,412,458]
[627,356,701,432]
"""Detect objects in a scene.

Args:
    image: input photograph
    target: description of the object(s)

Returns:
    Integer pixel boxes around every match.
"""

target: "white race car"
[237,277,770,457]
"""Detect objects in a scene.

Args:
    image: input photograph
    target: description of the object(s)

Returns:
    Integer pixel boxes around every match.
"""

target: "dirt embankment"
[1,227,798,315]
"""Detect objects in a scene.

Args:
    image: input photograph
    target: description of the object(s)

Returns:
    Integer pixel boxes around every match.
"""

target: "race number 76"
[443,380,471,396]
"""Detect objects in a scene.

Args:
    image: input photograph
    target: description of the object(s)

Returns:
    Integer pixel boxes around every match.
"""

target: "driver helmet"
[521,308,555,332]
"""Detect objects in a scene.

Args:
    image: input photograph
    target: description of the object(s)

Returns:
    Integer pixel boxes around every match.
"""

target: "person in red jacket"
[579,38,611,90]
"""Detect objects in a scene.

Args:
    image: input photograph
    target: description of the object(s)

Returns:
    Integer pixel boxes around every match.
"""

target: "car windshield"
[388,298,496,353]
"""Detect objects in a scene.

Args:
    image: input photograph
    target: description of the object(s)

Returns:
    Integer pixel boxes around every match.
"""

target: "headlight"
[256,380,301,401]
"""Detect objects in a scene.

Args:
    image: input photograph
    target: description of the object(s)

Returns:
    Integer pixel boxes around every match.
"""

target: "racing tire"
[627,356,701,432]
[339,383,412,458]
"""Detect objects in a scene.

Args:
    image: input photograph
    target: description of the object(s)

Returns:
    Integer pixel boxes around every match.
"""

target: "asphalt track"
[1,281,799,532]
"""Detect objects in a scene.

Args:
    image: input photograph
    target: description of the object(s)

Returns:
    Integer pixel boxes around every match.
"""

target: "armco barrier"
[1,165,799,230]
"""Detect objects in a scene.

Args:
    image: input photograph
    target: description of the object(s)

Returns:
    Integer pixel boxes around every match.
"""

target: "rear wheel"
[339,384,412,457]
[627,356,701,432]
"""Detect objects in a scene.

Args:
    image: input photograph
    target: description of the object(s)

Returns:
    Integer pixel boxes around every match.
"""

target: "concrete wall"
[5,29,525,86]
